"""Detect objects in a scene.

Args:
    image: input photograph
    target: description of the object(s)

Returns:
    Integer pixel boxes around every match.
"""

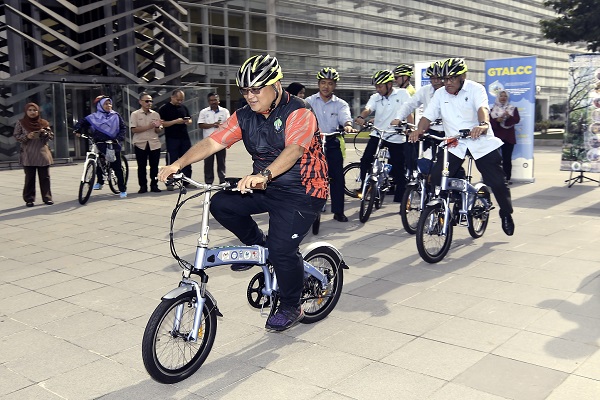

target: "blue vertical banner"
[485,56,536,182]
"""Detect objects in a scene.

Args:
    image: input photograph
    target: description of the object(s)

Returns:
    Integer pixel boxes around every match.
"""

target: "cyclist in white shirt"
[409,58,514,236]
[354,70,413,202]
[394,64,416,96]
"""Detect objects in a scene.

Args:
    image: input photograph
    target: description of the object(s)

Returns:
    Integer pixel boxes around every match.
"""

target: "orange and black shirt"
[210,92,328,199]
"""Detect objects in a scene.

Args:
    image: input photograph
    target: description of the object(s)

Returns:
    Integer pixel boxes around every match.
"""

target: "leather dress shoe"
[150,186,162,193]
[44,200,54,205]
[501,214,515,236]
[138,187,148,194]
[26,202,34,207]
[333,213,348,222]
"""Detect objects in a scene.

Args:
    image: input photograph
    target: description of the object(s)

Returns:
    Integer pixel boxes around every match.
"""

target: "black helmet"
[426,61,442,77]
[393,64,413,77]
[236,54,283,88]
[316,67,340,81]
[371,70,394,85]
[440,58,468,77]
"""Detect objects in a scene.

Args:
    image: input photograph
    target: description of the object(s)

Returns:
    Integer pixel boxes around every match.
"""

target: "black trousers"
[166,136,192,179]
[135,142,161,189]
[23,165,52,203]
[360,136,406,202]
[210,190,325,307]
[429,148,513,216]
[325,137,344,215]
[500,142,515,181]
[204,148,226,184]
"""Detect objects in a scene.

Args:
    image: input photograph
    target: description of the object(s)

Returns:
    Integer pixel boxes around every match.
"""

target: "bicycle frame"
[426,132,489,235]
[164,175,332,342]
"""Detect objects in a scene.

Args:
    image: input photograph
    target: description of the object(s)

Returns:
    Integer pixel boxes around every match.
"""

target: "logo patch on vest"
[273,117,283,132]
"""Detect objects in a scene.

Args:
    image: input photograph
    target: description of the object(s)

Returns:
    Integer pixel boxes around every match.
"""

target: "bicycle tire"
[376,178,386,210]
[343,162,361,198]
[467,187,491,239]
[359,181,376,223]
[400,185,422,234]
[416,204,453,263]
[107,155,128,194]
[142,294,218,384]
[301,246,344,323]
[78,160,96,205]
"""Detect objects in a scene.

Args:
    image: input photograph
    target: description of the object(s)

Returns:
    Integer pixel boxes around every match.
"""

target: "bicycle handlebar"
[78,133,118,145]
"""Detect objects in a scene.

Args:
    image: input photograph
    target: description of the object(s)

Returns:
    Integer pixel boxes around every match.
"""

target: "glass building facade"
[180,0,588,116]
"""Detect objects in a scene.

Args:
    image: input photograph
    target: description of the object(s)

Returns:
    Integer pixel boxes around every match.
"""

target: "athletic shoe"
[93,183,103,190]
[265,304,304,332]
[119,192,127,198]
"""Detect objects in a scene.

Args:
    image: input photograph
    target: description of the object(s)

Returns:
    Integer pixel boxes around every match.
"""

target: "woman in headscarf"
[13,102,54,207]
[74,96,128,197]
[490,90,520,184]
[286,82,306,98]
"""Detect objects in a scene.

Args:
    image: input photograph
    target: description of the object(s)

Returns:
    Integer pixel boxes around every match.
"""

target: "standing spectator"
[490,90,520,184]
[159,89,193,189]
[130,92,163,193]
[74,96,128,198]
[286,82,306,98]
[198,92,230,184]
[13,102,54,207]
[355,70,413,202]
[306,67,354,222]
[409,58,514,236]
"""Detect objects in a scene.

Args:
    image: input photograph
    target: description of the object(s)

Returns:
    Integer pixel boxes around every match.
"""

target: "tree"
[540,0,600,51]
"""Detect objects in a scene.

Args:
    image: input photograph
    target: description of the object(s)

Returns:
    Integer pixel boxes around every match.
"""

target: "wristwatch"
[259,168,272,183]
[479,121,489,126]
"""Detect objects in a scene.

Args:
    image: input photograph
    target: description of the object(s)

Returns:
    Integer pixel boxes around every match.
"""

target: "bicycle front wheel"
[359,181,377,223]
[416,204,453,263]
[142,294,218,384]
[343,162,361,198]
[400,185,422,234]
[78,160,96,205]
[301,246,344,323]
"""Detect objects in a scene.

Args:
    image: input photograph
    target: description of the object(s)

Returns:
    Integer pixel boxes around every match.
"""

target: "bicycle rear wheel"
[78,160,96,205]
[416,204,452,263]
[142,294,218,384]
[301,246,344,323]
[400,184,422,234]
[343,162,361,198]
[467,187,491,238]
[359,181,376,223]
[108,155,129,194]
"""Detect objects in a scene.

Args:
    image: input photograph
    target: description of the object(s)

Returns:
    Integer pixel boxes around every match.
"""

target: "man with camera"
[158,89,194,189]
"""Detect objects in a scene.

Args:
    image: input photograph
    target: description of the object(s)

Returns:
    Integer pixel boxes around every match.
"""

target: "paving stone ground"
[1,143,599,400]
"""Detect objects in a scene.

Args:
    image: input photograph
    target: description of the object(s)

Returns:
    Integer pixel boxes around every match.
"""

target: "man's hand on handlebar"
[469,125,487,139]
[408,129,422,143]
[237,174,268,193]
[158,164,181,182]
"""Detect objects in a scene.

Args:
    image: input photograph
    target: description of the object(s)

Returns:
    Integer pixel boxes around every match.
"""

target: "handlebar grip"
[459,129,471,137]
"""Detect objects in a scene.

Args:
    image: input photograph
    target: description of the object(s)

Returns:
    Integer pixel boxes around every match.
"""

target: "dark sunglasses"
[142,99,153,103]
[239,87,264,96]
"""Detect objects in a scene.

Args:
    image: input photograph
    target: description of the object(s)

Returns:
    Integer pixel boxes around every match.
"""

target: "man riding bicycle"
[409,58,515,236]
[158,54,328,331]
[355,70,413,202]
